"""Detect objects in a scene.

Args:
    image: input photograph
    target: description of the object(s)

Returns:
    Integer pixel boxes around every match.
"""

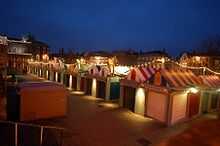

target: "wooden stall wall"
[170,93,188,125]
[146,90,168,123]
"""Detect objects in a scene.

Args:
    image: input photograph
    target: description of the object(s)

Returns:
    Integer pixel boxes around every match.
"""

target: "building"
[0,36,8,70]
[179,52,220,73]
[112,50,138,66]
[5,35,49,74]
[137,50,169,66]
[7,37,32,74]
[29,40,49,61]
[0,36,8,97]
[83,51,112,65]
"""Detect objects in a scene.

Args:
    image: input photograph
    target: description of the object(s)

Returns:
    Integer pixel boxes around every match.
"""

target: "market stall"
[8,82,69,121]
[84,65,99,96]
[120,67,203,125]
[200,75,220,113]
[120,67,156,114]
[145,69,202,125]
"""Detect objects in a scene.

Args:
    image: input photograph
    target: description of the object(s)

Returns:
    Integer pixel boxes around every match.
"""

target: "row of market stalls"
[28,59,220,126]
[120,67,220,125]
[83,65,120,100]
[28,59,126,100]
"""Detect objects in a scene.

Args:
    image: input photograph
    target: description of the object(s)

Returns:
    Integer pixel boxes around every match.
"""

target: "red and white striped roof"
[126,67,157,83]
[126,67,202,88]
[99,67,110,77]
[200,75,220,88]
[161,69,202,88]
[88,65,99,75]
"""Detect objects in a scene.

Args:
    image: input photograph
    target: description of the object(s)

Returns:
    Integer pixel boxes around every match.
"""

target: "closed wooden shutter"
[171,93,187,124]
[146,91,168,122]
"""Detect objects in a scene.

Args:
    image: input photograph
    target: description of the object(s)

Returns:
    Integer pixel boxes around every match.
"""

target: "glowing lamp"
[188,87,199,94]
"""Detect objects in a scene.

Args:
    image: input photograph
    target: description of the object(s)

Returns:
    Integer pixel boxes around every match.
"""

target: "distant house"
[0,36,8,70]
[112,50,138,66]
[7,36,32,74]
[0,35,50,74]
[137,50,169,66]
[29,40,49,61]
[83,51,113,66]
[179,52,220,72]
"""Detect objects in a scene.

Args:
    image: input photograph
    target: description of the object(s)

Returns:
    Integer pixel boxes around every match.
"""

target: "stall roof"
[200,75,220,89]
[125,67,202,88]
[99,66,110,77]
[126,67,157,83]
[88,65,100,76]
[161,69,202,88]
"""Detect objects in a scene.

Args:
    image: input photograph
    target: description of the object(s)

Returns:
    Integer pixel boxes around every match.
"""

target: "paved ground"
[157,117,220,146]
[2,74,220,146]
[35,92,220,146]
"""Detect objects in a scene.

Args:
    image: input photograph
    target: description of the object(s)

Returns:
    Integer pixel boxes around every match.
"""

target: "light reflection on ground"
[121,110,154,123]
[71,91,85,95]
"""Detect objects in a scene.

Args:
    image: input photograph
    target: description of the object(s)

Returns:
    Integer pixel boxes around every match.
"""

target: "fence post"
[15,123,18,146]
[40,126,44,146]
[60,130,64,146]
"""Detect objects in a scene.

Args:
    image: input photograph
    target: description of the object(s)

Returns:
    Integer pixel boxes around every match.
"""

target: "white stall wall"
[171,92,188,124]
[147,91,168,122]
[134,88,145,115]
[69,75,73,89]
[92,78,97,97]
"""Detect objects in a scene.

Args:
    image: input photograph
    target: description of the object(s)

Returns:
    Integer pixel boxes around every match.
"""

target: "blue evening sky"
[0,0,220,56]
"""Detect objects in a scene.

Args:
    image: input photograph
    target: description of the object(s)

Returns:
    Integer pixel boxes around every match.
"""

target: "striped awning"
[126,67,157,83]
[99,67,110,77]
[161,69,202,88]
[200,75,220,88]
[88,65,99,75]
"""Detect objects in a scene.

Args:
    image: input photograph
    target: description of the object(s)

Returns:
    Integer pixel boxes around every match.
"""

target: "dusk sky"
[1,0,220,55]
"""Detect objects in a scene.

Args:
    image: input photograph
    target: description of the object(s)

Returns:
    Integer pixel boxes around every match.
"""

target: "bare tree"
[198,35,220,55]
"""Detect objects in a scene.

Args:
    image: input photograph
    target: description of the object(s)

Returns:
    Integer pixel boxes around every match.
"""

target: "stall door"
[188,93,200,118]
[85,78,92,95]
[64,74,70,87]
[171,93,188,124]
[42,70,45,78]
[72,76,77,90]
[38,68,41,77]
[123,86,136,112]
[97,81,106,99]
[57,73,61,82]
[110,82,120,100]
[211,93,218,109]
[146,91,168,122]
[53,72,56,81]
[201,92,209,113]
[47,71,50,80]
[80,77,85,91]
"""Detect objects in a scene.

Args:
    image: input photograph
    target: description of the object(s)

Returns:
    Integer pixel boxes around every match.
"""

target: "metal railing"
[0,120,69,146]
